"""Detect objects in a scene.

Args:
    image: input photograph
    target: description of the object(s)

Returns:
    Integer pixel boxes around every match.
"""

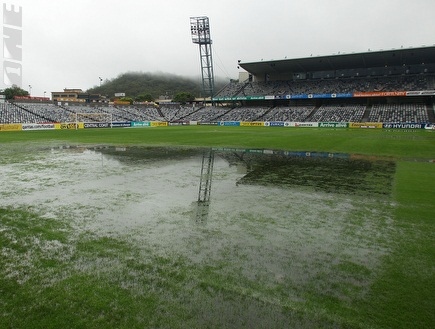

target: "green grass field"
[1,126,434,328]
[1,126,435,158]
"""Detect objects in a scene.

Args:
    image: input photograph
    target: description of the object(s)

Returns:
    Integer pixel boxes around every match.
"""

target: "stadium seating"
[1,74,433,125]
[216,75,434,98]
[0,103,52,124]
[368,103,429,123]
[181,106,231,122]
[261,106,315,122]
[1,101,432,124]
[309,105,366,123]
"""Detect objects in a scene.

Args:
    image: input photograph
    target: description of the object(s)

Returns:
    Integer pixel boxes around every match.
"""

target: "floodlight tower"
[190,16,215,101]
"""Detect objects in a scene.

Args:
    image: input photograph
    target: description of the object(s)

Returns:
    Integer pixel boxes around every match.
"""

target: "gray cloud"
[8,0,435,96]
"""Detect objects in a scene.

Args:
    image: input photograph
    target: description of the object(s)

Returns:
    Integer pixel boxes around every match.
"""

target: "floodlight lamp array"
[190,16,211,44]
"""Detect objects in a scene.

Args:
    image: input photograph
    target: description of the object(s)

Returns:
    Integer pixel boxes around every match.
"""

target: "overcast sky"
[4,0,435,97]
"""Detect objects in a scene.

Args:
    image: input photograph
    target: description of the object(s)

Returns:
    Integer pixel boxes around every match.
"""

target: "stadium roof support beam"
[361,54,367,68]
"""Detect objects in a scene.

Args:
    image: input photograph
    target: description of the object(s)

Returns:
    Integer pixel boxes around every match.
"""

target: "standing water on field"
[0,144,398,327]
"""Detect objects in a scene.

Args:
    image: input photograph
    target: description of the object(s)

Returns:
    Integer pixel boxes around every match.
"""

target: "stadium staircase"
[11,102,51,123]
[156,107,164,119]
[255,106,275,121]
[362,105,372,122]
[111,105,131,121]
[214,81,250,99]
[213,106,237,122]
[177,106,203,121]
[427,104,435,123]
[56,104,77,120]
[237,82,250,96]
[304,106,320,121]
[116,105,148,121]
[178,106,235,122]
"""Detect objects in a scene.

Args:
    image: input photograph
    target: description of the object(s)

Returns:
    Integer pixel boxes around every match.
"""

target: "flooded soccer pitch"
[1,143,400,328]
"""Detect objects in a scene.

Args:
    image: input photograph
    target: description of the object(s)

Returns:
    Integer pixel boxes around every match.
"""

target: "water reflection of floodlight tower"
[198,149,214,203]
[196,149,215,222]
[190,16,215,102]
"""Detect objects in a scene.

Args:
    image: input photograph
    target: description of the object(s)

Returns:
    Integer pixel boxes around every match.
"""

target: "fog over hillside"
[87,72,228,100]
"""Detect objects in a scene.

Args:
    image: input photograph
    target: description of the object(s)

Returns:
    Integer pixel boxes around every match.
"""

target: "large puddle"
[1,144,398,309]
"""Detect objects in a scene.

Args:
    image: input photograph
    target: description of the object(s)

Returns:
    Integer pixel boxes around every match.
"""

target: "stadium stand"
[160,105,197,122]
[1,47,434,125]
[309,104,366,123]
[368,103,429,123]
[0,102,50,124]
[180,106,231,122]
[218,106,270,122]
[216,75,434,98]
[1,99,433,125]
[261,106,315,122]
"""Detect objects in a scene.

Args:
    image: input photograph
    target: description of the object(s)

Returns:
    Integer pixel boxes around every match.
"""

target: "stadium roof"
[238,45,435,75]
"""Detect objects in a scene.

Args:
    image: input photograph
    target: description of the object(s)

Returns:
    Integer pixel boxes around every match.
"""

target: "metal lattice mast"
[190,16,215,101]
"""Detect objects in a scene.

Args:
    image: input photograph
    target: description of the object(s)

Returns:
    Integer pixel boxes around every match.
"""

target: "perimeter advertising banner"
[213,90,435,101]
[213,93,354,101]
[131,122,151,127]
[55,123,84,130]
[350,122,383,129]
[56,98,86,102]
[0,124,22,131]
[277,122,318,127]
[406,90,435,96]
[285,93,353,99]
[150,122,168,127]
[212,96,266,101]
[318,122,349,128]
[111,122,131,128]
[294,122,319,128]
[240,122,264,126]
[198,122,218,126]
[14,96,50,101]
[353,91,407,97]
[22,123,55,130]
[218,121,240,126]
[263,121,285,127]
[84,122,111,129]
[383,123,425,129]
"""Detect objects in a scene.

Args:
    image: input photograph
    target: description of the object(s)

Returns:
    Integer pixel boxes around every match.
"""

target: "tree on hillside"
[118,97,134,104]
[135,93,154,102]
[86,72,227,101]
[172,92,195,104]
[3,85,29,99]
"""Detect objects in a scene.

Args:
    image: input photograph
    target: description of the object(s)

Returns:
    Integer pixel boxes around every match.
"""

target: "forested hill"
[87,72,227,100]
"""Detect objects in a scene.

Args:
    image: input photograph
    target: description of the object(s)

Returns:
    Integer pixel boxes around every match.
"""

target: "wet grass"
[237,156,396,197]
[355,162,435,329]
[0,126,434,159]
[1,128,434,328]
[1,207,346,328]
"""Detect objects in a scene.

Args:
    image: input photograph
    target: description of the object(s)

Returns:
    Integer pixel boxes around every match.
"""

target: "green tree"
[172,92,195,104]
[3,85,29,100]
[118,97,134,104]
[135,93,154,102]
